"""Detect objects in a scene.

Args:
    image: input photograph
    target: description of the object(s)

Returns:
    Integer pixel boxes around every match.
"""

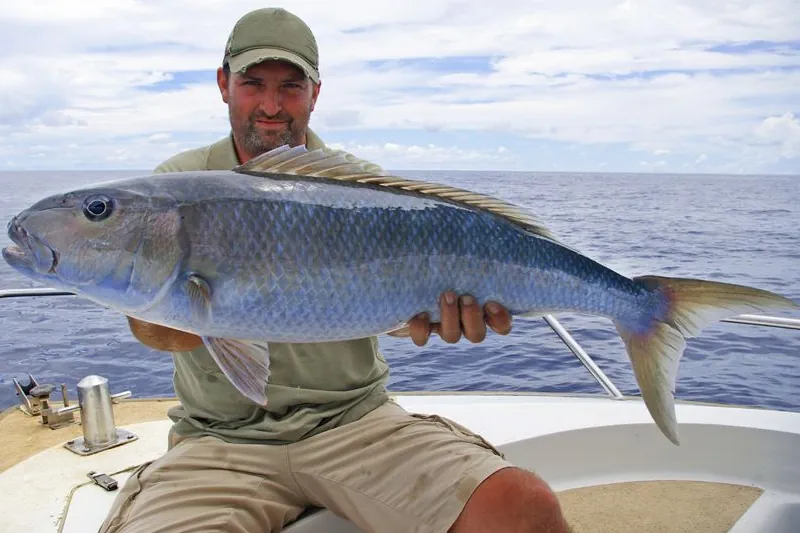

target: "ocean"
[0,169,798,413]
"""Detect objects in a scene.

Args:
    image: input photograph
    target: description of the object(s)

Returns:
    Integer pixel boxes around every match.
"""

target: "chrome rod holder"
[63,375,137,456]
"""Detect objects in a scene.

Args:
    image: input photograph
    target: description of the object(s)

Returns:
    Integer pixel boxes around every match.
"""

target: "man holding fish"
[7,5,793,533]
[101,7,572,533]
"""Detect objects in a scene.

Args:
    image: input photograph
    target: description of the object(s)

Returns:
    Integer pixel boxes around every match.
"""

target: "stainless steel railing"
[720,314,800,329]
[1,287,798,399]
[543,312,800,398]
[542,314,624,399]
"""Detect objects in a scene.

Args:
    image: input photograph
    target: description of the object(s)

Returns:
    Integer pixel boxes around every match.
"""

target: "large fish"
[3,145,796,444]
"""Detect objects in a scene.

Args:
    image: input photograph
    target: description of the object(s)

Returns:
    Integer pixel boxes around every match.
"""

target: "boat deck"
[3,393,796,533]
[0,398,179,474]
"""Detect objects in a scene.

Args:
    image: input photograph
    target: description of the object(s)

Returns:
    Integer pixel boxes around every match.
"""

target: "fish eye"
[83,195,113,222]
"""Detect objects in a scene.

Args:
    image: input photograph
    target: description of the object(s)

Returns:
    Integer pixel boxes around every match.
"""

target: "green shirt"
[154,131,391,444]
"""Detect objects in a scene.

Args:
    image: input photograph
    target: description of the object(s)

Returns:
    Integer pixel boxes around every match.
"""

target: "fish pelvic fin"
[202,337,271,406]
[234,144,569,247]
[614,275,798,446]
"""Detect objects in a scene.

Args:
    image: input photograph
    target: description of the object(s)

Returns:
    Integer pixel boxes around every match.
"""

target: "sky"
[0,0,798,174]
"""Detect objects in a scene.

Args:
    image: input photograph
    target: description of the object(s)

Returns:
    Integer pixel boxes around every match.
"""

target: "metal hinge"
[87,471,118,491]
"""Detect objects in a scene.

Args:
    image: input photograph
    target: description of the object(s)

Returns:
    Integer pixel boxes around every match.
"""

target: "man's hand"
[390,291,513,346]
[127,317,204,352]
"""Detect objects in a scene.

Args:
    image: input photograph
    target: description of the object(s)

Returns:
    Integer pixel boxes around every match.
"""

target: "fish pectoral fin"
[202,337,271,406]
[187,274,212,321]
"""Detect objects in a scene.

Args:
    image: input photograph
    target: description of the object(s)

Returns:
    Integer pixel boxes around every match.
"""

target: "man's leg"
[288,399,570,532]
[449,467,571,532]
[99,435,308,533]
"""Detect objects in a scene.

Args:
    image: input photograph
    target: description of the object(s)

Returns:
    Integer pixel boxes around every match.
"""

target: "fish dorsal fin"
[235,145,566,245]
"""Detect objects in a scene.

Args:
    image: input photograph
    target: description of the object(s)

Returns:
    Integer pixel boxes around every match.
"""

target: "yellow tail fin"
[614,275,798,445]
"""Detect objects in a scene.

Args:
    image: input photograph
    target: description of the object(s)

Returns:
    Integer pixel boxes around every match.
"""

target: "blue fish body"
[150,174,660,343]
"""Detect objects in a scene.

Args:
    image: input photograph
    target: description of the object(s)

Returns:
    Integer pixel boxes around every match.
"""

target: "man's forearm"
[127,317,203,352]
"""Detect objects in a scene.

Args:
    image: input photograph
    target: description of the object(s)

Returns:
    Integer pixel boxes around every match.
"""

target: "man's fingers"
[460,295,487,343]
[438,292,462,343]
[408,313,432,346]
[405,296,512,348]
[485,301,512,335]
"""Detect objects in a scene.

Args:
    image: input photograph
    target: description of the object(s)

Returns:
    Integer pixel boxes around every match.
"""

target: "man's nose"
[259,89,282,116]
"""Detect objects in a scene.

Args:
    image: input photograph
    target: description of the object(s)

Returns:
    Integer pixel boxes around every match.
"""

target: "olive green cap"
[223,8,320,83]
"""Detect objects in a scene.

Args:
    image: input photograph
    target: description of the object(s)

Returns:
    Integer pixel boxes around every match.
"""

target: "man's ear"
[217,67,230,103]
[309,80,321,112]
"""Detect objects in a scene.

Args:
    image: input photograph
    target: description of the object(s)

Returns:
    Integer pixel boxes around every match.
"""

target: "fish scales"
[155,172,647,342]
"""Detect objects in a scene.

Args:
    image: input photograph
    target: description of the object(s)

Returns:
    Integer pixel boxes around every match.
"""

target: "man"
[101,7,571,533]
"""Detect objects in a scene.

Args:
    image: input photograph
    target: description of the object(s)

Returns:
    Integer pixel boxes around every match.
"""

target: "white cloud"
[4,0,143,22]
[0,0,797,172]
[327,141,517,170]
[756,113,800,158]
[148,133,171,142]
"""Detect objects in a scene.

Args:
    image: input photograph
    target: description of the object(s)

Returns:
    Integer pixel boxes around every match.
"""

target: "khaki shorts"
[99,399,511,533]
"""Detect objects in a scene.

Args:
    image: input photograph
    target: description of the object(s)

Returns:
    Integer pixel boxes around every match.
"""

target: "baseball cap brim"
[227,48,320,83]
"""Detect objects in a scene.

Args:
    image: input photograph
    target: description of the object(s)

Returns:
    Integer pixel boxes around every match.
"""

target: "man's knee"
[450,467,570,532]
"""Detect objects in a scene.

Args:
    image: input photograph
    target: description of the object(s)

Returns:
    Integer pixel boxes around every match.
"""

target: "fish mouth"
[2,216,58,275]
[1,244,31,271]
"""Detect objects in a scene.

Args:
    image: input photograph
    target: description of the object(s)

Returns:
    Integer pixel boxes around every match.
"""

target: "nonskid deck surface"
[1,393,798,532]
[559,480,762,533]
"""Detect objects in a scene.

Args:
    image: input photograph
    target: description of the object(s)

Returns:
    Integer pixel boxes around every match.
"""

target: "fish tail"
[613,275,798,446]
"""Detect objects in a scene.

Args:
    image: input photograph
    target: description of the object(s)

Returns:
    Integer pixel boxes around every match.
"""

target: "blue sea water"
[0,169,798,413]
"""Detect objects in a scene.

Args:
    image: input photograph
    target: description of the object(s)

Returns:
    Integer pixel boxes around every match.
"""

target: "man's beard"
[240,112,300,157]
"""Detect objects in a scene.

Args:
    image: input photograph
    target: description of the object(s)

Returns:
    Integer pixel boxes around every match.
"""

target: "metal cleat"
[62,375,137,456]
[30,382,77,429]
[12,374,41,416]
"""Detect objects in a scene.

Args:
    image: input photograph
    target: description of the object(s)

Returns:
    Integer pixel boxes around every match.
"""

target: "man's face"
[217,60,320,162]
